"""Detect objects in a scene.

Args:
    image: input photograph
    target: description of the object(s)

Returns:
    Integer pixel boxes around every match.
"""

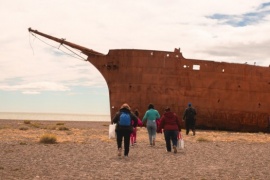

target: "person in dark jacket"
[112,103,138,157]
[183,103,197,135]
[158,107,181,153]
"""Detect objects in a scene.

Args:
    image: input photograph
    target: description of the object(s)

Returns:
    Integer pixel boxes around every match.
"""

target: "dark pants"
[163,130,178,152]
[185,119,196,135]
[116,130,131,156]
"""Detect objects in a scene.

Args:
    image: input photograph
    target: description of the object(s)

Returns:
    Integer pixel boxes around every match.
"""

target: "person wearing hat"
[112,103,138,157]
[157,107,181,153]
[183,103,197,135]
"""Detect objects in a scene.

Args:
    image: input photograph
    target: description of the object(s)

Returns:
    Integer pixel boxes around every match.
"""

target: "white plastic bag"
[179,139,184,149]
[177,132,184,149]
[109,124,116,139]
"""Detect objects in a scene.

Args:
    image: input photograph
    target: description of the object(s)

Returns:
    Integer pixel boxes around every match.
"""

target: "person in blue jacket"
[142,103,160,146]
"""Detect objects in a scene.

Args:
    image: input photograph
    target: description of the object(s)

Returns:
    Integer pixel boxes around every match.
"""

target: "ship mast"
[28,27,104,56]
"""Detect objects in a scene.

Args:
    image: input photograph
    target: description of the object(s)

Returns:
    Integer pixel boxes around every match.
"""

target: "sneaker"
[173,146,177,153]
[118,148,122,156]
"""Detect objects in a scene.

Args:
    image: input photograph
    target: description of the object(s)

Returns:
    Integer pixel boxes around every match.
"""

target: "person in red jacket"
[157,107,181,153]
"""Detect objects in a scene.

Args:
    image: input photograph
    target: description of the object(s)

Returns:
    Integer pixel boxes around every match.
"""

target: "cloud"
[207,2,270,27]
[0,81,70,93]
[0,31,105,94]
[258,2,270,9]
[22,91,41,95]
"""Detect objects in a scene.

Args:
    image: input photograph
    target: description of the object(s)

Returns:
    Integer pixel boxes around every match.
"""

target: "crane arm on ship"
[28,27,105,56]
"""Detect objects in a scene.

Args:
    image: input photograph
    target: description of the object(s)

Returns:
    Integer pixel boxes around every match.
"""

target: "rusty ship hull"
[29,28,270,132]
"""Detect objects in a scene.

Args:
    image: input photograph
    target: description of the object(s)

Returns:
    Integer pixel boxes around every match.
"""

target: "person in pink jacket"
[157,107,181,153]
[130,109,143,146]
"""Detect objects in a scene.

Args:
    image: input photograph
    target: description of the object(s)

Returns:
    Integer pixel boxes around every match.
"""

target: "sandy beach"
[0,119,270,180]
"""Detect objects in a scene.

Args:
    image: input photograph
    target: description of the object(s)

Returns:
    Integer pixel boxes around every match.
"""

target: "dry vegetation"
[0,120,109,144]
[39,134,57,144]
[0,120,270,144]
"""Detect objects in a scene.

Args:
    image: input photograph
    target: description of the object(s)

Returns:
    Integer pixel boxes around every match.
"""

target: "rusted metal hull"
[28,28,270,132]
[87,48,270,132]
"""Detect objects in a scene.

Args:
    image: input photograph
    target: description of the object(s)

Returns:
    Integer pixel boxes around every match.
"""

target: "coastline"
[0,112,110,122]
[0,119,269,179]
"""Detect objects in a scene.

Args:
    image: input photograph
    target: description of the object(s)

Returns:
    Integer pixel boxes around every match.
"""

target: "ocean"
[0,112,111,122]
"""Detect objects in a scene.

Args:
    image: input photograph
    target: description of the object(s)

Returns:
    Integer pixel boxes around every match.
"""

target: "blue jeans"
[146,120,157,145]
[163,130,178,152]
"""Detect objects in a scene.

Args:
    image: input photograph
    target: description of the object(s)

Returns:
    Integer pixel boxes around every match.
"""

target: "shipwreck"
[28,28,270,133]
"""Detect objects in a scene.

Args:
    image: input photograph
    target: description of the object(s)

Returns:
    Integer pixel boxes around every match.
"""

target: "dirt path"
[0,120,269,179]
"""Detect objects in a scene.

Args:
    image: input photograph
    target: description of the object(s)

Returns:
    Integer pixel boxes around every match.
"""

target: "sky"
[1,0,270,115]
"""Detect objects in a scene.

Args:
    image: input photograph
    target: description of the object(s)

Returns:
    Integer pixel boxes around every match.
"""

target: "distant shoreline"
[0,111,109,116]
[0,112,110,121]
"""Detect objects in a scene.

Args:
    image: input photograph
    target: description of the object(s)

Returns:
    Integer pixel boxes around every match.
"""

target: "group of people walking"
[111,103,196,157]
